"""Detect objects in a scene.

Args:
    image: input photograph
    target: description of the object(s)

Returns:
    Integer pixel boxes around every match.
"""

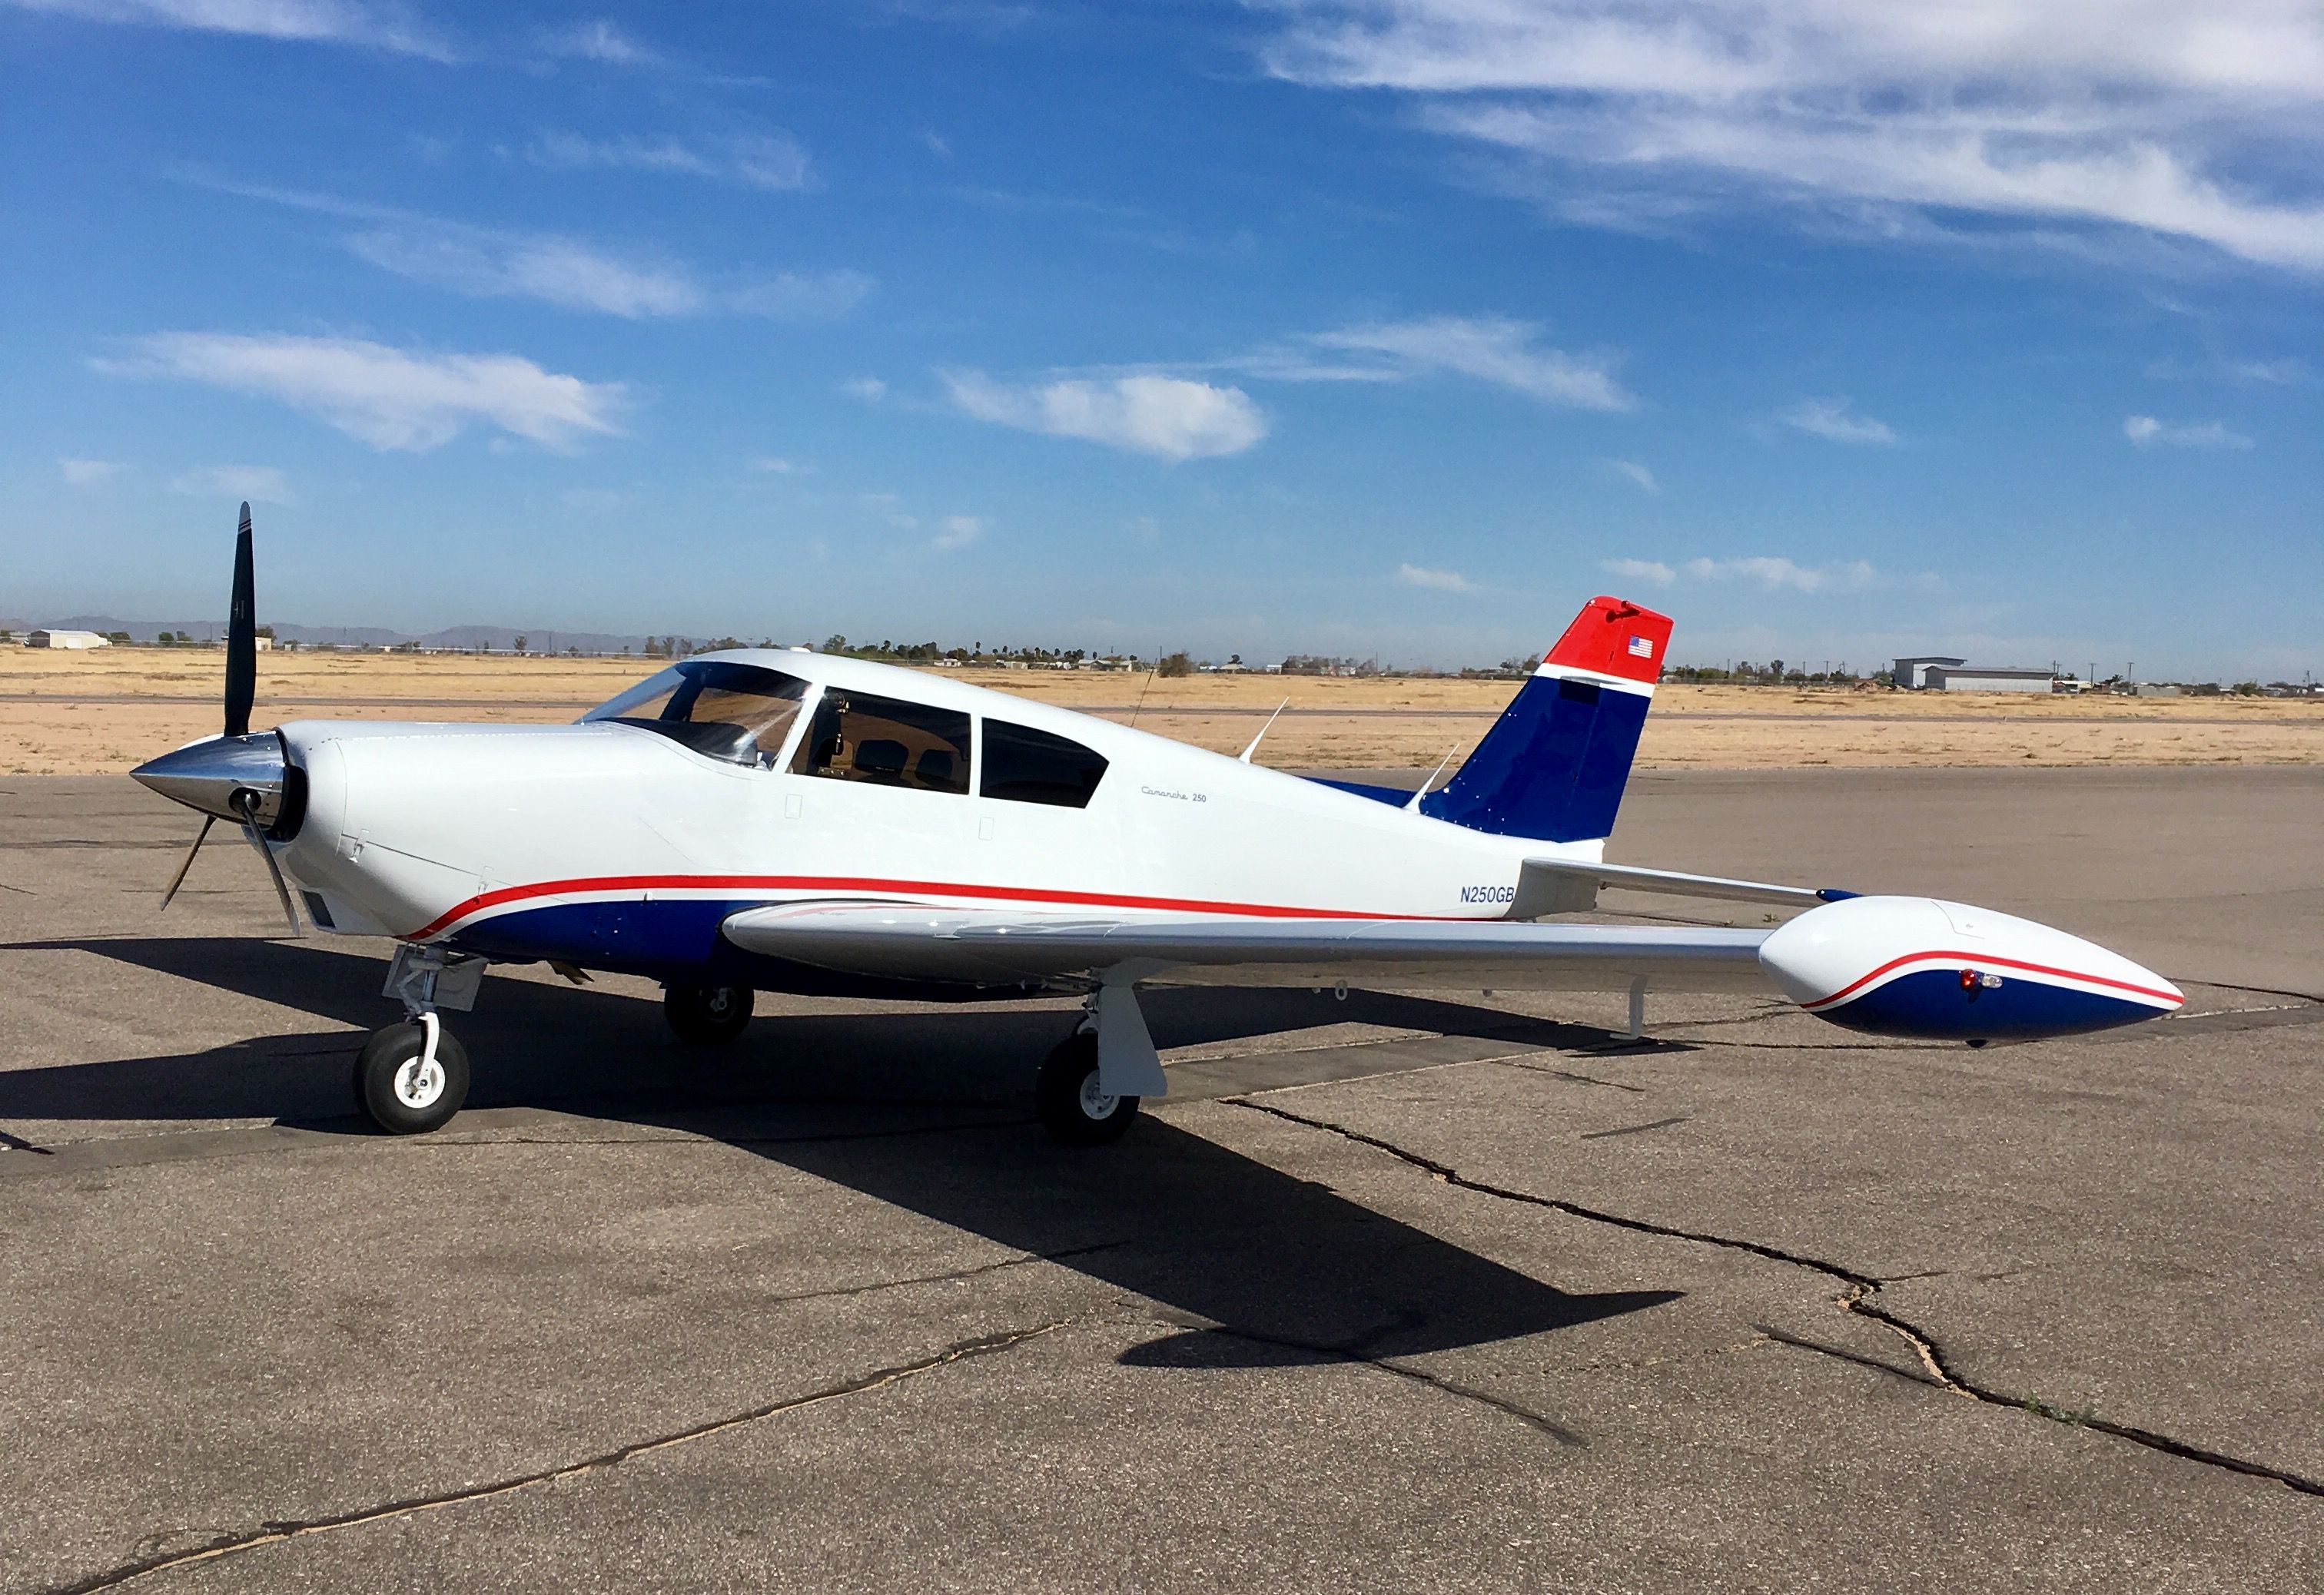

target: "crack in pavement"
[1494,1060,1649,1093]
[42,1318,1077,1595]
[750,1242,1130,1308]
[1227,1096,2324,1501]
[1579,1116,1689,1139]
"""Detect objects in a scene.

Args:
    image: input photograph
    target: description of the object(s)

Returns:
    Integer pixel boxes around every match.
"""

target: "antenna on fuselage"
[1405,743,1461,812]
[1238,698,1290,764]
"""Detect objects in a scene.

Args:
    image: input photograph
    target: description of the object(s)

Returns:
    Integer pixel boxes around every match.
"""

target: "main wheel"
[663,983,754,1046]
[353,1020,470,1136]
[1036,1032,1139,1146]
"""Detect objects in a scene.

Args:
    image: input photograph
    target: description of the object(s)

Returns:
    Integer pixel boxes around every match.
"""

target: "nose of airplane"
[131,731,291,827]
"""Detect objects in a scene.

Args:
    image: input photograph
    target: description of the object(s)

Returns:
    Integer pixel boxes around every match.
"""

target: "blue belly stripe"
[1815,967,2161,1041]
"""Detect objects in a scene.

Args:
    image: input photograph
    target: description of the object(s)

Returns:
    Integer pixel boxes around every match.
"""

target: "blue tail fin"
[1418,595,1671,844]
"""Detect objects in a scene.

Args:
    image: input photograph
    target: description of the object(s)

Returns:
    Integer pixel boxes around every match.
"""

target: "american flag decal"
[1627,635,1654,658]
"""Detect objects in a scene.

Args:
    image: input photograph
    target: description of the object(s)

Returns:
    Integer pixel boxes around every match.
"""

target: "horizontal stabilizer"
[1516,857,1855,917]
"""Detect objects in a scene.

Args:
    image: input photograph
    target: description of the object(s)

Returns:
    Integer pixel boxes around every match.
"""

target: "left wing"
[719,901,1774,993]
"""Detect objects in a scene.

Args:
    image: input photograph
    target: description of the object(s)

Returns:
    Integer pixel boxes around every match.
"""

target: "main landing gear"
[1036,1031,1140,1146]
[663,983,754,1046]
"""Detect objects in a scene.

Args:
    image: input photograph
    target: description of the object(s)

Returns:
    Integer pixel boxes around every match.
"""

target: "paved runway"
[2,768,2319,1591]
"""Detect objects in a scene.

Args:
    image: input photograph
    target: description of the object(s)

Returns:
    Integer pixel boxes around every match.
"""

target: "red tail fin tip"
[1542,595,1673,685]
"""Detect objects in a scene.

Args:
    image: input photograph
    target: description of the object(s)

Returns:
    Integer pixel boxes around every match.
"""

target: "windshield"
[582,660,811,766]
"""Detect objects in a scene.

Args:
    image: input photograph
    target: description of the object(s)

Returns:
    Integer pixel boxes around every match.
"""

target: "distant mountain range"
[1,615,692,655]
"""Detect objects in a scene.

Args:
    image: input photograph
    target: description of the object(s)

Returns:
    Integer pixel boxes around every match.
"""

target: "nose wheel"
[1036,1031,1140,1146]
[354,1018,470,1135]
[664,983,755,1046]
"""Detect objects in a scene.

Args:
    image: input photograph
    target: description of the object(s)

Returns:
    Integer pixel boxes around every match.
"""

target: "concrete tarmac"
[1,768,2319,1592]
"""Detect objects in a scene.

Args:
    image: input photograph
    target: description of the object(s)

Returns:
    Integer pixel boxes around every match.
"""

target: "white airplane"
[135,507,2183,1143]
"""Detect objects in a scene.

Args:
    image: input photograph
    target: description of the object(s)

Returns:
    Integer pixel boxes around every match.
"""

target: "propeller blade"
[224,501,256,738]
[158,814,215,910]
[240,821,302,937]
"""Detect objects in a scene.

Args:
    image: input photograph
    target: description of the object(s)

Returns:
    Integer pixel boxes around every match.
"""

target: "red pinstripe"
[1804,949,2180,1011]
[407,873,1472,942]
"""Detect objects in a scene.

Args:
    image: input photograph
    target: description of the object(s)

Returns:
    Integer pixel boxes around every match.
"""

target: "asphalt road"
[1,768,2319,1592]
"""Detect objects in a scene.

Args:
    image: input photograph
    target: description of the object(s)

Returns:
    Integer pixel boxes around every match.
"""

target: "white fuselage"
[271,651,1594,973]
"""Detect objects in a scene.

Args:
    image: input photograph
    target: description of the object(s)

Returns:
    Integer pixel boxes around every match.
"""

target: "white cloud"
[100,333,627,453]
[934,514,984,551]
[4,0,453,58]
[1684,555,1877,593]
[841,376,888,402]
[944,371,1270,460]
[924,131,953,159]
[196,179,868,321]
[1258,1,2324,272]
[539,18,656,65]
[171,464,290,504]
[346,230,702,317]
[1304,317,1633,410]
[1396,562,1474,592]
[1601,556,1675,585]
[1780,396,1897,445]
[529,128,813,192]
[1609,459,1659,493]
[748,456,808,474]
[2124,414,2254,449]
[58,457,126,486]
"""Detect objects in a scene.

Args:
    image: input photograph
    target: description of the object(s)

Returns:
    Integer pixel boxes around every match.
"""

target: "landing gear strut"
[664,983,754,1046]
[1036,1031,1140,1146]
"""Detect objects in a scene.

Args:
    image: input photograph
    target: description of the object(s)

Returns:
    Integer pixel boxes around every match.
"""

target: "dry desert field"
[2,645,2318,776]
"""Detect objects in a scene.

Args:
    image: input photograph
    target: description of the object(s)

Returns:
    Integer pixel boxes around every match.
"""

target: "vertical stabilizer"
[1418,595,1671,844]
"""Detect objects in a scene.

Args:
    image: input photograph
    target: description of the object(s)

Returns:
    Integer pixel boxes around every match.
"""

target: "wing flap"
[720,901,1774,993]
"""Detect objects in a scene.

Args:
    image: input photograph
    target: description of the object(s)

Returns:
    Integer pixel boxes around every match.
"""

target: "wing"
[720,901,1775,993]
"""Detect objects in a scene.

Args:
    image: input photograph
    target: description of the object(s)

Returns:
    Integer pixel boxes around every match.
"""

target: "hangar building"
[1923,665,2057,693]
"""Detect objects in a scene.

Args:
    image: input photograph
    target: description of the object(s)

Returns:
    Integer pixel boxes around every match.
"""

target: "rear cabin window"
[792,689,972,795]
[980,720,1108,808]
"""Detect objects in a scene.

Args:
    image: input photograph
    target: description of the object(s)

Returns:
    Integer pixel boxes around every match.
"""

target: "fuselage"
[269,650,1586,990]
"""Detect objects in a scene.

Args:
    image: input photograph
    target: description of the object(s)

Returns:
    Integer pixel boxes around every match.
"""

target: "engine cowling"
[1758,895,2181,1043]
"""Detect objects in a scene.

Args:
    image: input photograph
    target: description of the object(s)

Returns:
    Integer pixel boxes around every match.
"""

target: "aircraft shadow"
[4,937,1682,1365]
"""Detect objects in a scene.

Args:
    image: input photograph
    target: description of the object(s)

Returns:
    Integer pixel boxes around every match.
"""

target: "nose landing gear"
[357,944,486,1136]
[354,1016,470,1135]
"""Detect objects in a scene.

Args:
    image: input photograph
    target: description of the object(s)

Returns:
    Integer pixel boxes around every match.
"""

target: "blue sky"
[2,0,2319,678]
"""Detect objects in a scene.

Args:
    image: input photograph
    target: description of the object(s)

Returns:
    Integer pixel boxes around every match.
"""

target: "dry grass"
[2,646,2316,776]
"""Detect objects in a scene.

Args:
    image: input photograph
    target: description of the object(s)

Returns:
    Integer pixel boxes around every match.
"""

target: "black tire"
[353,1020,470,1136]
[664,983,754,1046]
[1036,1032,1139,1146]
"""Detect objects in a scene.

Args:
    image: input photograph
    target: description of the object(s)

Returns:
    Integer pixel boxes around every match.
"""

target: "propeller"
[148,502,300,935]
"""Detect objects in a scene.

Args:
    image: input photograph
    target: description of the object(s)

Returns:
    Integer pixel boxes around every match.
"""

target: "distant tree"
[107,631,131,643]
[822,634,848,654]
[1227,652,1243,666]
[254,624,274,639]
[1158,651,1194,678]
[513,635,527,653]
[2233,681,2262,696]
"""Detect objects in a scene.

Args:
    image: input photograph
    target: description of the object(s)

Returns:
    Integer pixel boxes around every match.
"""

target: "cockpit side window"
[980,719,1108,807]
[583,661,810,768]
[791,688,971,794]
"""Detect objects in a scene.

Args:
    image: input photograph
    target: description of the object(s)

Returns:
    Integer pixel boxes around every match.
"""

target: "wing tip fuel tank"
[1759,895,2181,1042]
